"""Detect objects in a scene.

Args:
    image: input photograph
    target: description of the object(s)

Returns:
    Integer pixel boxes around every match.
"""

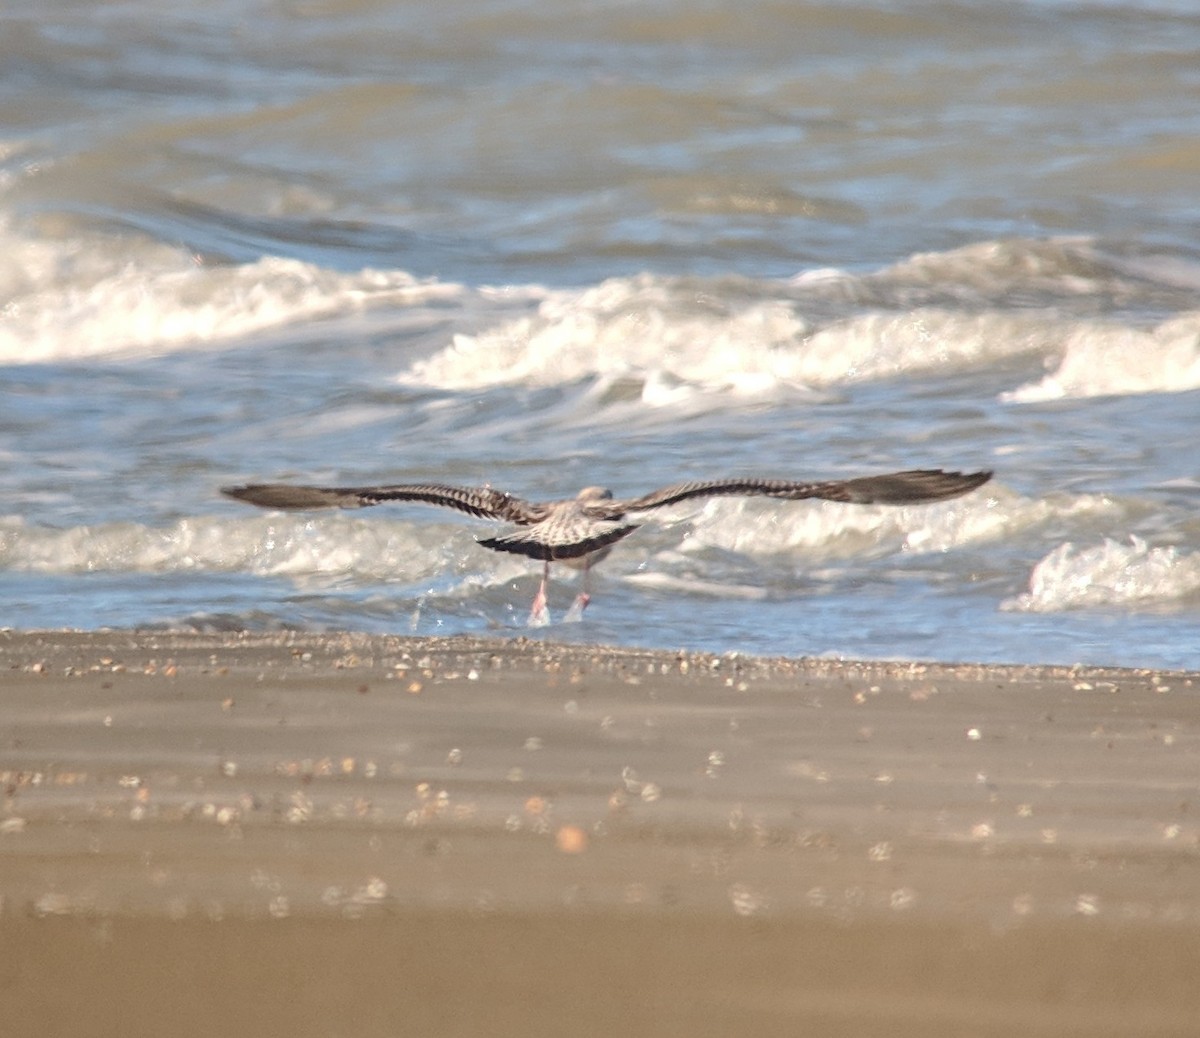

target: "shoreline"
[5,625,1194,681]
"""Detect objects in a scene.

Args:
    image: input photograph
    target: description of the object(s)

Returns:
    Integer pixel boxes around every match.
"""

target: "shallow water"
[2,0,1199,668]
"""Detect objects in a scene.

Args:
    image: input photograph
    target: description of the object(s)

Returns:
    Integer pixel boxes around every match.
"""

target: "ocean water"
[2,0,1198,669]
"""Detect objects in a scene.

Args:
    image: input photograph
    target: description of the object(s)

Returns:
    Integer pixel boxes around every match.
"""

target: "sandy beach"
[2,630,1198,1036]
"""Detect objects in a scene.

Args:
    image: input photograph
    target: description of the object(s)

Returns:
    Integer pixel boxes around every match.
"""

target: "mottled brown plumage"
[222,468,992,622]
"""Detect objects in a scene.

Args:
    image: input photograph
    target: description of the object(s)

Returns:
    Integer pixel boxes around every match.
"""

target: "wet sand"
[2,630,1199,1036]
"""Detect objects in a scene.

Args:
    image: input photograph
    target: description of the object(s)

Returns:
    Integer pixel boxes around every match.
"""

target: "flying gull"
[222,468,992,624]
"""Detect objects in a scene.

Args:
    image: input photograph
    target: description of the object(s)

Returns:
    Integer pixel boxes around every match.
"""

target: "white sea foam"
[11,219,1192,411]
[1002,314,1200,401]
[0,223,460,364]
[399,271,1054,395]
[876,237,1110,302]
[401,274,812,393]
[401,239,1198,399]
[676,485,1115,560]
[402,238,1200,399]
[798,308,1051,384]
[0,514,492,584]
[1003,536,1200,612]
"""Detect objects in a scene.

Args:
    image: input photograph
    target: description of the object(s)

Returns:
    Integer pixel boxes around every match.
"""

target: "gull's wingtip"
[218,482,354,510]
[936,467,995,498]
[220,484,262,505]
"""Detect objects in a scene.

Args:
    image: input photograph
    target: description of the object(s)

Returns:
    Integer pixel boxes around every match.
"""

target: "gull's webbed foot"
[562,592,590,623]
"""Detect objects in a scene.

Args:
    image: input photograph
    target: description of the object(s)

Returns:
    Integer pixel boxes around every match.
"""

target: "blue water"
[2,0,1199,669]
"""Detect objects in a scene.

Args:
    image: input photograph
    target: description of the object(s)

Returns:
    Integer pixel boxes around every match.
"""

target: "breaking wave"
[0,513,491,584]
[7,218,1199,413]
[1002,314,1200,402]
[398,274,1053,395]
[1003,536,1200,612]
[1,480,1114,592]
[0,220,462,364]
[399,239,1200,400]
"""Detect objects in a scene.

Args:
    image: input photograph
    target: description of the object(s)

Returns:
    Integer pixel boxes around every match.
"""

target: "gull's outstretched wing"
[221,482,541,523]
[614,469,993,514]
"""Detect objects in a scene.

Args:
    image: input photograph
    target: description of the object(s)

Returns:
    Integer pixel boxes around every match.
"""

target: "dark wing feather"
[615,469,992,513]
[221,482,541,523]
[478,522,638,562]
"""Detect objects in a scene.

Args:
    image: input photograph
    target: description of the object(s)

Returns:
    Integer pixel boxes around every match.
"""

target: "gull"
[222,468,992,624]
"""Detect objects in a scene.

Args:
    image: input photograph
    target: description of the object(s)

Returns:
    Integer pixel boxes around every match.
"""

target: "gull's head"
[576,486,613,502]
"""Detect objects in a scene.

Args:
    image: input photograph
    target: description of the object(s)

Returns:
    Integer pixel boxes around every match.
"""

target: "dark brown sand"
[2,630,1198,1037]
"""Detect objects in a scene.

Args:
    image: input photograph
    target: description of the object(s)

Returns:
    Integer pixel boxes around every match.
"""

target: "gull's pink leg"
[528,560,551,626]
[563,557,593,623]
